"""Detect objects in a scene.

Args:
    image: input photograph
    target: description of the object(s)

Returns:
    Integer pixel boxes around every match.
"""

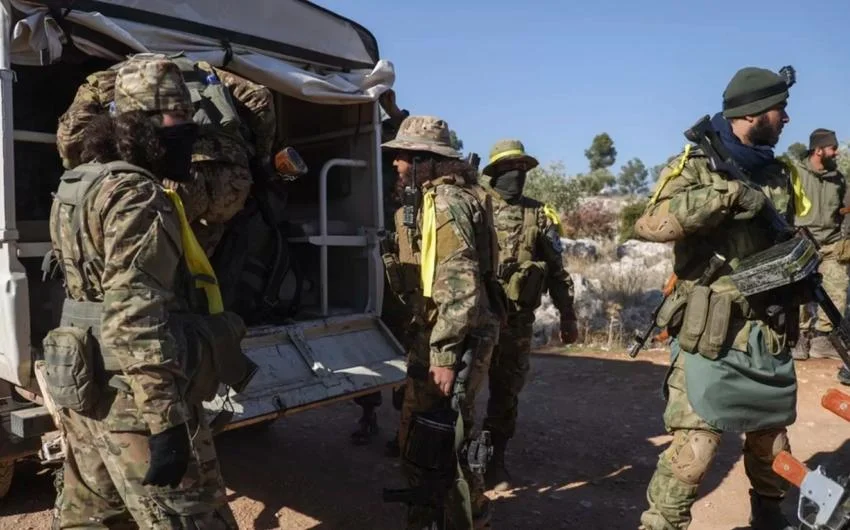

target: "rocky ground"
[1,348,848,529]
[533,238,673,348]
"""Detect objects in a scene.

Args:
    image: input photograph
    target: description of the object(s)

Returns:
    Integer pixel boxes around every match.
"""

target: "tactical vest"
[42,161,171,411]
[385,178,503,326]
[44,162,254,411]
[489,194,550,311]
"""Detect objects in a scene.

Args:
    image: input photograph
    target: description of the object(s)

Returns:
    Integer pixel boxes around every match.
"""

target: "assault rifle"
[383,344,492,527]
[773,388,850,529]
[683,114,850,370]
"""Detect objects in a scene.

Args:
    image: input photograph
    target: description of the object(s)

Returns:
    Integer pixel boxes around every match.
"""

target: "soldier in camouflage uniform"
[477,139,578,489]
[790,128,850,363]
[634,66,799,530]
[56,54,276,254]
[46,55,242,529]
[381,115,500,529]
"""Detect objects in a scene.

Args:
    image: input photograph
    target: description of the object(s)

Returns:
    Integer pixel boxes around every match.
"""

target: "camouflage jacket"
[389,175,499,367]
[637,146,796,352]
[791,156,847,246]
[49,167,190,434]
[482,182,576,319]
[56,60,276,170]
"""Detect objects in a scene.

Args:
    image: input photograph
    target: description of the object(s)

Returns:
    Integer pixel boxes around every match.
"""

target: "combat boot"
[350,410,378,446]
[748,490,795,530]
[484,435,512,492]
[809,333,840,360]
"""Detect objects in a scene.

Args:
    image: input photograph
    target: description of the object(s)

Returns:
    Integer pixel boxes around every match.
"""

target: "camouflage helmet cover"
[113,53,193,116]
[381,115,462,159]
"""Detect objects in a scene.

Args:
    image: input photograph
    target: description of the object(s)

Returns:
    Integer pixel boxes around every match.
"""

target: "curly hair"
[114,111,166,173]
[79,111,166,174]
[79,113,118,164]
[392,152,477,203]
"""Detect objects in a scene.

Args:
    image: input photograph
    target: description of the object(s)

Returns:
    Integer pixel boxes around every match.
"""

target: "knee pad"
[669,430,720,485]
[745,428,790,460]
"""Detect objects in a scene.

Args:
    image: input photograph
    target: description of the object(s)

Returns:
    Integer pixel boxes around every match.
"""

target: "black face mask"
[158,122,198,182]
[491,169,527,202]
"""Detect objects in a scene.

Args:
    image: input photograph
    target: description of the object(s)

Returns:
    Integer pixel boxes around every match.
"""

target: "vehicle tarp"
[8,0,395,104]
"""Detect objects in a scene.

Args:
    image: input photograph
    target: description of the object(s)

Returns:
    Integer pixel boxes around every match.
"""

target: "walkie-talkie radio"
[403,157,420,228]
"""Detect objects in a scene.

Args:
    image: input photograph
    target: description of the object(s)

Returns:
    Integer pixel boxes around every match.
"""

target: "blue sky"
[319,0,850,176]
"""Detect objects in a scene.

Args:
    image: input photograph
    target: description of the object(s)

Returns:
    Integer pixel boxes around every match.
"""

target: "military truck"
[0,0,407,497]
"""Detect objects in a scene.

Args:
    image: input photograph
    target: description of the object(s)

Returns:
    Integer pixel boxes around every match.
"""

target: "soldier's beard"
[748,115,782,147]
[823,155,838,171]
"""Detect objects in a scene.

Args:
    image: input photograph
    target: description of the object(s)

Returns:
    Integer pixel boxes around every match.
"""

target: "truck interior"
[0,0,407,456]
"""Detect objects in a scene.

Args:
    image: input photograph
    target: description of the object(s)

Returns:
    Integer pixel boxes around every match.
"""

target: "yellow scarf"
[164,189,224,314]
[778,156,811,217]
[420,190,437,298]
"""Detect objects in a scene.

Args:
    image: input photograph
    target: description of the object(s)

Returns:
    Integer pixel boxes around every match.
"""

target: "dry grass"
[560,251,663,350]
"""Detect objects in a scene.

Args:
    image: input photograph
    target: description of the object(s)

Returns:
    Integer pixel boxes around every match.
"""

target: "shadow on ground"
[215,350,742,529]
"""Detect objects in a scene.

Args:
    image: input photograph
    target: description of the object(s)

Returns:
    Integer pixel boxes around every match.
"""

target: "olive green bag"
[505,261,548,310]
[42,326,100,412]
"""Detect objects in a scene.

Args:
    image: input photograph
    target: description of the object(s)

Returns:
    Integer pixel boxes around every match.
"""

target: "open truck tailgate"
[205,313,407,431]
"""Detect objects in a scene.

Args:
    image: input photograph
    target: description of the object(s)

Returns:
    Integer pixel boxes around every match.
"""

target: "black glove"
[142,424,191,488]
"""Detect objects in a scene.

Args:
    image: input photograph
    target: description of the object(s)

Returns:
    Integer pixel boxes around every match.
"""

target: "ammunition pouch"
[41,324,100,412]
[675,286,734,360]
[655,289,687,334]
[171,57,242,136]
[53,298,254,409]
[501,260,548,310]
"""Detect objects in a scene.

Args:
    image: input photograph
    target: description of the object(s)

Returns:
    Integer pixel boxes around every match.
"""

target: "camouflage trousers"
[483,312,534,442]
[800,254,849,333]
[54,403,236,529]
[398,330,495,530]
[639,353,791,530]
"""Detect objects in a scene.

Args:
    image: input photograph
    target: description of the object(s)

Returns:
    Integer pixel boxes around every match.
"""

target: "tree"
[584,133,617,171]
[651,163,666,182]
[785,142,807,160]
[838,141,850,177]
[449,130,464,152]
[524,161,580,213]
[617,158,649,195]
[573,169,615,195]
[619,198,649,242]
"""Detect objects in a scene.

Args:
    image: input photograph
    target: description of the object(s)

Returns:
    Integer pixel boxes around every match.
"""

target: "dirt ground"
[1,348,849,529]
